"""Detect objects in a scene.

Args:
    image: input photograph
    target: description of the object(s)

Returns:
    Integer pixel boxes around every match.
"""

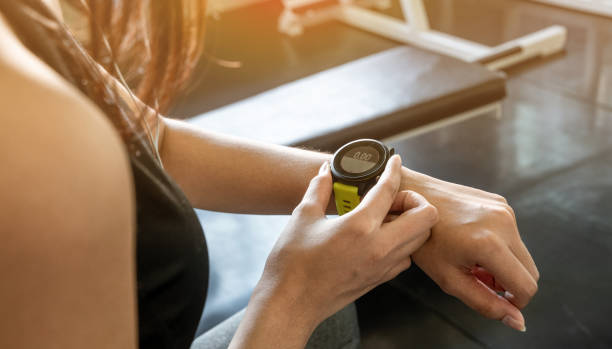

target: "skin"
[0,3,538,348]
[0,13,137,349]
[229,157,439,348]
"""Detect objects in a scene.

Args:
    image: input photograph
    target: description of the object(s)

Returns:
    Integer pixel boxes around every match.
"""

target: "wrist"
[241,276,321,346]
[254,274,321,324]
[400,166,445,207]
[401,166,429,192]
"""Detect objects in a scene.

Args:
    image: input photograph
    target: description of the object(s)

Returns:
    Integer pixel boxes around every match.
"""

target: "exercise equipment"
[533,0,612,18]
[189,46,506,151]
[278,0,568,71]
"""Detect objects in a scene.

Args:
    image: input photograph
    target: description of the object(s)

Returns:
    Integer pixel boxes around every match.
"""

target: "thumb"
[295,161,333,218]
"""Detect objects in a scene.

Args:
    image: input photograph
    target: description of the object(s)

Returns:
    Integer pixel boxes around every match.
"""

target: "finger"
[296,161,333,217]
[471,266,505,293]
[379,191,438,251]
[511,238,540,282]
[388,189,433,213]
[476,238,539,309]
[488,204,539,283]
[355,155,402,224]
[443,270,527,332]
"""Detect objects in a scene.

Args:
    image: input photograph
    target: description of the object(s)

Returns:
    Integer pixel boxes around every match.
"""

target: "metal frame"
[279,0,568,71]
[533,0,612,18]
[208,0,267,13]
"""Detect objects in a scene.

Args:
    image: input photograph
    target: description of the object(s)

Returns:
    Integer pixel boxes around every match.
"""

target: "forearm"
[229,281,318,349]
[157,118,460,215]
[159,117,332,214]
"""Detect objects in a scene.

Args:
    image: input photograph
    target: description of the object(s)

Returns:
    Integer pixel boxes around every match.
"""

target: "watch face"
[339,145,381,174]
[332,139,391,184]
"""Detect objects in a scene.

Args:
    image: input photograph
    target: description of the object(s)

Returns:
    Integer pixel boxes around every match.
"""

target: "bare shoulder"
[0,18,134,241]
[0,15,137,349]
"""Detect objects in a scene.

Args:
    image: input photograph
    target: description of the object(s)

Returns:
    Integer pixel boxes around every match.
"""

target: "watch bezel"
[331,139,392,185]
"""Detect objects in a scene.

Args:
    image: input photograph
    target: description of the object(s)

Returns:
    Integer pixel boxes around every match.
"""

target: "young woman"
[0,1,539,348]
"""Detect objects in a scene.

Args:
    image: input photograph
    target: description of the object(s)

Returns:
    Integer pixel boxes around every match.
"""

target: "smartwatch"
[331,139,395,215]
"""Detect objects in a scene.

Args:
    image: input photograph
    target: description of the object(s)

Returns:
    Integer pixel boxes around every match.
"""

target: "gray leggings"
[191,303,360,349]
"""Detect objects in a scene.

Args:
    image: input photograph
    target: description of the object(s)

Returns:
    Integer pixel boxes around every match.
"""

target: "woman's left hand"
[401,168,539,332]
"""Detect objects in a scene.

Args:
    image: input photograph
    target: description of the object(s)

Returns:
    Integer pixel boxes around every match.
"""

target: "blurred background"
[173,0,612,117]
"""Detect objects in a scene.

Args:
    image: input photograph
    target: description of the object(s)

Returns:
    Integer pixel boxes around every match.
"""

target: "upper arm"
[0,54,137,348]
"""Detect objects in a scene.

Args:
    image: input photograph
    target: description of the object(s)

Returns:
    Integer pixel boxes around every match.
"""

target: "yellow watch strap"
[333,182,361,216]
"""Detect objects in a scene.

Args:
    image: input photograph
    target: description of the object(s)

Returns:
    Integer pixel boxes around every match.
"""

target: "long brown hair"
[0,0,207,157]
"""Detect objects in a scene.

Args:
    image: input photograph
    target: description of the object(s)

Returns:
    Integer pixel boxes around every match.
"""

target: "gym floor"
[176,1,612,348]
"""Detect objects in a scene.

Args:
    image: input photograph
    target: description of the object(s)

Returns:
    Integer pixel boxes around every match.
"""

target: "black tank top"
[130,142,208,349]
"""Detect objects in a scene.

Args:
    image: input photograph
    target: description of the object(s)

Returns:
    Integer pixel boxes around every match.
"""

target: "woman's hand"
[230,155,438,348]
[402,168,539,332]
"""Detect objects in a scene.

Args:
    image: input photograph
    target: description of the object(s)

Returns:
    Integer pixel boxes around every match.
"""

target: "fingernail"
[319,161,329,174]
[502,315,526,332]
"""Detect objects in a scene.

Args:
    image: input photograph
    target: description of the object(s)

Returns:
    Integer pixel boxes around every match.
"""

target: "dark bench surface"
[188,46,505,151]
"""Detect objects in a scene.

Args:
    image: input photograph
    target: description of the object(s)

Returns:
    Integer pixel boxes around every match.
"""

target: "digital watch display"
[331,139,395,215]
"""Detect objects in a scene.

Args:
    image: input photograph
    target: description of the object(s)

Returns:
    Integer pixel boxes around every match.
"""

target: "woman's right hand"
[230,155,438,348]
